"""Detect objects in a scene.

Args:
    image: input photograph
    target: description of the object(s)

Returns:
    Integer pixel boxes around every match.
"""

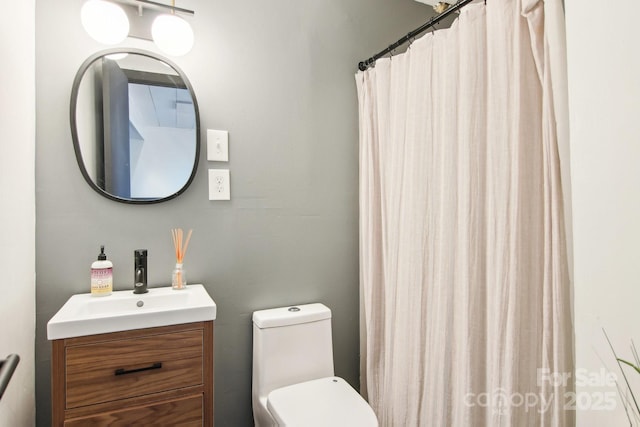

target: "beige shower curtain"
[356,0,574,425]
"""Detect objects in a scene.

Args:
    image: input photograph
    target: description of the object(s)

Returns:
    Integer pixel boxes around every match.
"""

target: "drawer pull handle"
[114,362,162,376]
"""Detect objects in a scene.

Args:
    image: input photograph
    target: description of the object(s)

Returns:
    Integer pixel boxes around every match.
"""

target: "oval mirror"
[71,48,200,204]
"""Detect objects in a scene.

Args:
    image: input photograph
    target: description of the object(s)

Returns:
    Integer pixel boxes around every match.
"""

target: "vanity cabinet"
[51,321,213,426]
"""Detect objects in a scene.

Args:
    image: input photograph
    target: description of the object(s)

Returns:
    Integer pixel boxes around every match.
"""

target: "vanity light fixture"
[81,0,130,45]
[151,1,194,56]
[80,0,195,56]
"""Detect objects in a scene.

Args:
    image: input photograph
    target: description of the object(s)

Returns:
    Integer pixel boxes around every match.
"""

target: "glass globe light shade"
[151,14,194,56]
[81,0,129,45]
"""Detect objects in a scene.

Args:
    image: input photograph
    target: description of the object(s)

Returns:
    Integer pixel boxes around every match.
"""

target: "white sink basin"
[47,284,216,340]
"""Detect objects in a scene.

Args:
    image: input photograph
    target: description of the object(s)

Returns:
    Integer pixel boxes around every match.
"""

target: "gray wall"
[0,1,35,426]
[35,0,432,425]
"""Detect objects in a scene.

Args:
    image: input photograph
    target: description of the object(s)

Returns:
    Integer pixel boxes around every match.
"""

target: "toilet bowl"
[267,376,378,426]
[252,303,378,427]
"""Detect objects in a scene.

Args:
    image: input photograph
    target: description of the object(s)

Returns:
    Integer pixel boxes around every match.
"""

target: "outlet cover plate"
[208,169,231,200]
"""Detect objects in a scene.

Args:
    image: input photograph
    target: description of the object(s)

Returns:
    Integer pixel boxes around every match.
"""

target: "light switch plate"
[208,169,231,200]
[207,129,229,162]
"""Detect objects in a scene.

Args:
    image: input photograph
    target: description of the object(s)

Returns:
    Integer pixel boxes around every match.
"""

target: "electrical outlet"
[207,129,229,162]
[208,169,230,200]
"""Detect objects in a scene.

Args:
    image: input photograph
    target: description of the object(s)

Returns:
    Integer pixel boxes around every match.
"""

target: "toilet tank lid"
[253,303,331,329]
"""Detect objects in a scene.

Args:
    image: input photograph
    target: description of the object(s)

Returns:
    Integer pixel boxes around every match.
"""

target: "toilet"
[252,303,378,426]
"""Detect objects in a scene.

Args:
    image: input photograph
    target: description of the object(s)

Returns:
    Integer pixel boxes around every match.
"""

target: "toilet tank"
[252,303,335,402]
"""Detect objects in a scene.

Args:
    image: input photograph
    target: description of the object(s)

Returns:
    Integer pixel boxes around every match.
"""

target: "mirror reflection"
[71,49,199,203]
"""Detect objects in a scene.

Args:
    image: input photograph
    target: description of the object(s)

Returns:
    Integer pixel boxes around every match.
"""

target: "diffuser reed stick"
[171,228,193,263]
[171,228,192,289]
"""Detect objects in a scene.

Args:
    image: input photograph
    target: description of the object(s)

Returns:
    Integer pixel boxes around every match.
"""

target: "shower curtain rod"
[357,0,476,71]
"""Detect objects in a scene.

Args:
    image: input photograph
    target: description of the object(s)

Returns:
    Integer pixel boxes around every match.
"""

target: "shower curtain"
[356,0,573,425]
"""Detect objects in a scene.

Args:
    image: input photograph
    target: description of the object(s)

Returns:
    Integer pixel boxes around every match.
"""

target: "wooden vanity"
[51,321,213,426]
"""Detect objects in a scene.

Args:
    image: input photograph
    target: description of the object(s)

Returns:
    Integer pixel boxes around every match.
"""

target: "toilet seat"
[267,376,378,427]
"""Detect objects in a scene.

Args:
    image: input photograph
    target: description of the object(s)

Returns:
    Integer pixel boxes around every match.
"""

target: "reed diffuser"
[171,228,192,290]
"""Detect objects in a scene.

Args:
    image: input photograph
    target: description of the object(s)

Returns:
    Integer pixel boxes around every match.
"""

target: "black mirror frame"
[70,48,200,204]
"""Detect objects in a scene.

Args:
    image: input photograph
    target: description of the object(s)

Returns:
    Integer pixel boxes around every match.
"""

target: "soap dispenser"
[91,245,113,296]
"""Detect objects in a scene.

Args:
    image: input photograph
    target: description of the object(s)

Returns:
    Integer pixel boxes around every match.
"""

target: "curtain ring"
[406,32,415,48]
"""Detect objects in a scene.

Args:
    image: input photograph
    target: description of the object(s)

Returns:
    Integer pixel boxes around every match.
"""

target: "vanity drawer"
[64,394,203,427]
[65,329,203,409]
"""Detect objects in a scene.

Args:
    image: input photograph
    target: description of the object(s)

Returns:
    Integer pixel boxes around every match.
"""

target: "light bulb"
[81,0,129,45]
[152,14,194,56]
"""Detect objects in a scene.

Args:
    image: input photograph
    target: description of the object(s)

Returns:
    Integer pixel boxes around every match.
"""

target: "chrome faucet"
[133,249,148,294]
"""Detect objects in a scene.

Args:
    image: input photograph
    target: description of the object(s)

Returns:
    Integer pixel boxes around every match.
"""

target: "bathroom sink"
[47,284,216,340]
